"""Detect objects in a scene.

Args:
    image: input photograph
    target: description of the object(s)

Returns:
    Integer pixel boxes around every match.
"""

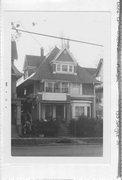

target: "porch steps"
[58,123,71,137]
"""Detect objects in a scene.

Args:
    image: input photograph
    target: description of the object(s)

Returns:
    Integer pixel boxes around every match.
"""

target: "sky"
[10,12,110,72]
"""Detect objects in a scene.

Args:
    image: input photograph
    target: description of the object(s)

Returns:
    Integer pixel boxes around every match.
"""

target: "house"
[95,58,103,119]
[17,45,98,126]
[11,40,23,136]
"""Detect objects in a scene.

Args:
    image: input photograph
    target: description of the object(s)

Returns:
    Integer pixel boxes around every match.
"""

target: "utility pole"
[117,0,122,177]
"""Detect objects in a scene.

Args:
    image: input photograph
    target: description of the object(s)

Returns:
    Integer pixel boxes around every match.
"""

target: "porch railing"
[45,87,69,93]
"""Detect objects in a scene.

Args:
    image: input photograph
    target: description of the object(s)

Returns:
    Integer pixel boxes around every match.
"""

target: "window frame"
[62,64,68,72]
[57,64,61,72]
[75,106,85,117]
[69,65,73,72]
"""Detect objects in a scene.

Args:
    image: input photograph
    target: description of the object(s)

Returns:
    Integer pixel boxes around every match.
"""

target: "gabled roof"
[52,47,77,63]
[95,58,103,77]
[18,46,98,86]
[12,63,23,79]
[30,51,97,84]
[23,55,45,71]
[84,67,97,76]
[44,46,60,63]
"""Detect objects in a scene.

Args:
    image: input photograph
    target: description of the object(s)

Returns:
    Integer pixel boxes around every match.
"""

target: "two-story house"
[17,46,98,125]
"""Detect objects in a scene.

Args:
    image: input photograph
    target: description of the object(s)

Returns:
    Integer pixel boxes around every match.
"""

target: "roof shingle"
[21,46,98,85]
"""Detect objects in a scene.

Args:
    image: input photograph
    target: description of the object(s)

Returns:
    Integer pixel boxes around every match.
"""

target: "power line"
[20,23,42,47]
[12,27,104,47]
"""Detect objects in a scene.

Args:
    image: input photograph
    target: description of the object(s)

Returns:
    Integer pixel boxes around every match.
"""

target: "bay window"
[75,106,85,117]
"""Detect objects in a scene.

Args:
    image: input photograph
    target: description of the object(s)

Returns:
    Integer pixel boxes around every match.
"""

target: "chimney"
[40,47,44,57]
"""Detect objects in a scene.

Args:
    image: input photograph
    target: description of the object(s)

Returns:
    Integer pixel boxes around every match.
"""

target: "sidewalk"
[12,137,103,146]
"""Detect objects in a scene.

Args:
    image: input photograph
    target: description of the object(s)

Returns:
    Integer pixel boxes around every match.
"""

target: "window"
[69,65,73,72]
[72,83,80,94]
[75,106,84,117]
[62,82,69,93]
[87,106,91,117]
[57,64,60,71]
[54,82,60,92]
[62,65,68,72]
[46,82,53,92]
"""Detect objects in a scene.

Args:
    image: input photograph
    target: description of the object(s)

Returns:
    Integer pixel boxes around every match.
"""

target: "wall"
[82,83,94,95]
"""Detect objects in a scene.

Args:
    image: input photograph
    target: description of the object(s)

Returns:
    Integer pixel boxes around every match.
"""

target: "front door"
[45,104,53,120]
[56,105,64,120]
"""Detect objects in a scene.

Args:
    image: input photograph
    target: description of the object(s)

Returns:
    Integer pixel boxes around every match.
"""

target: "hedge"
[68,116,103,137]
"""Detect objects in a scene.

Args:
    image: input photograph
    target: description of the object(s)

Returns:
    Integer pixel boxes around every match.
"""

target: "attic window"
[57,64,60,71]
[69,65,73,72]
[62,65,68,72]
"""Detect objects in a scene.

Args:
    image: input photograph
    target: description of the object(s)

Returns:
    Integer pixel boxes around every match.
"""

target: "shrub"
[68,116,103,137]
[31,119,43,137]
[31,119,60,137]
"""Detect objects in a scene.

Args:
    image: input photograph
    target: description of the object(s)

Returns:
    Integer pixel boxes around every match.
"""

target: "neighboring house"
[23,48,45,79]
[17,46,98,125]
[11,40,23,136]
[95,58,103,119]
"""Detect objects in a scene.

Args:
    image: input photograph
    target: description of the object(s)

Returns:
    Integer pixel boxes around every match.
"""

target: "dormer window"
[62,64,68,72]
[53,63,76,74]
[69,65,73,72]
[57,64,61,71]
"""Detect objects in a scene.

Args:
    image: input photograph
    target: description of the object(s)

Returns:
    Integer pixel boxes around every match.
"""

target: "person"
[22,112,32,136]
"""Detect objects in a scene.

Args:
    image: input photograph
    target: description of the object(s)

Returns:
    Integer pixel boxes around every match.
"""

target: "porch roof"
[39,100,70,104]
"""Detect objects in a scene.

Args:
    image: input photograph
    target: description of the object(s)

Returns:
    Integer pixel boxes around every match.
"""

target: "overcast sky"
[10,12,110,72]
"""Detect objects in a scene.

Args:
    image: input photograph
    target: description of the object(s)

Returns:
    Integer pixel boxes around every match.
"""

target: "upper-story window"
[69,65,73,72]
[46,82,53,92]
[62,82,69,93]
[55,63,75,74]
[57,64,61,71]
[62,64,68,72]
[72,83,80,94]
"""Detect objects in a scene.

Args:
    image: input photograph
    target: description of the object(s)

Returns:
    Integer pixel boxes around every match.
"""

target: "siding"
[82,83,94,95]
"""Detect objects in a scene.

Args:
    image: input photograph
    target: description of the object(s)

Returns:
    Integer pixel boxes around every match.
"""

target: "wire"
[20,23,42,47]
[12,27,104,47]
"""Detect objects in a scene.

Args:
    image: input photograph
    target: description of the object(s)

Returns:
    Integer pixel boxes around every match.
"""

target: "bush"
[68,116,103,137]
[31,119,60,137]
[31,119,43,137]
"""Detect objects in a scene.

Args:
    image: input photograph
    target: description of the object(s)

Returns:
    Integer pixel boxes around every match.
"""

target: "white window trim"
[55,63,75,74]
[62,64,68,72]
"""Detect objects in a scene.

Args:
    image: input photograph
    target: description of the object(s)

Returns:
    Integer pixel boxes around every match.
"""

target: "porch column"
[16,103,22,136]
[84,106,87,116]
[64,105,66,119]
[39,102,41,120]
[53,105,56,118]
[66,104,71,124]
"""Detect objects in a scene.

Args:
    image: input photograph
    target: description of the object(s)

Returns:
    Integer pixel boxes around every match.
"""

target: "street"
[12,144,103,156]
